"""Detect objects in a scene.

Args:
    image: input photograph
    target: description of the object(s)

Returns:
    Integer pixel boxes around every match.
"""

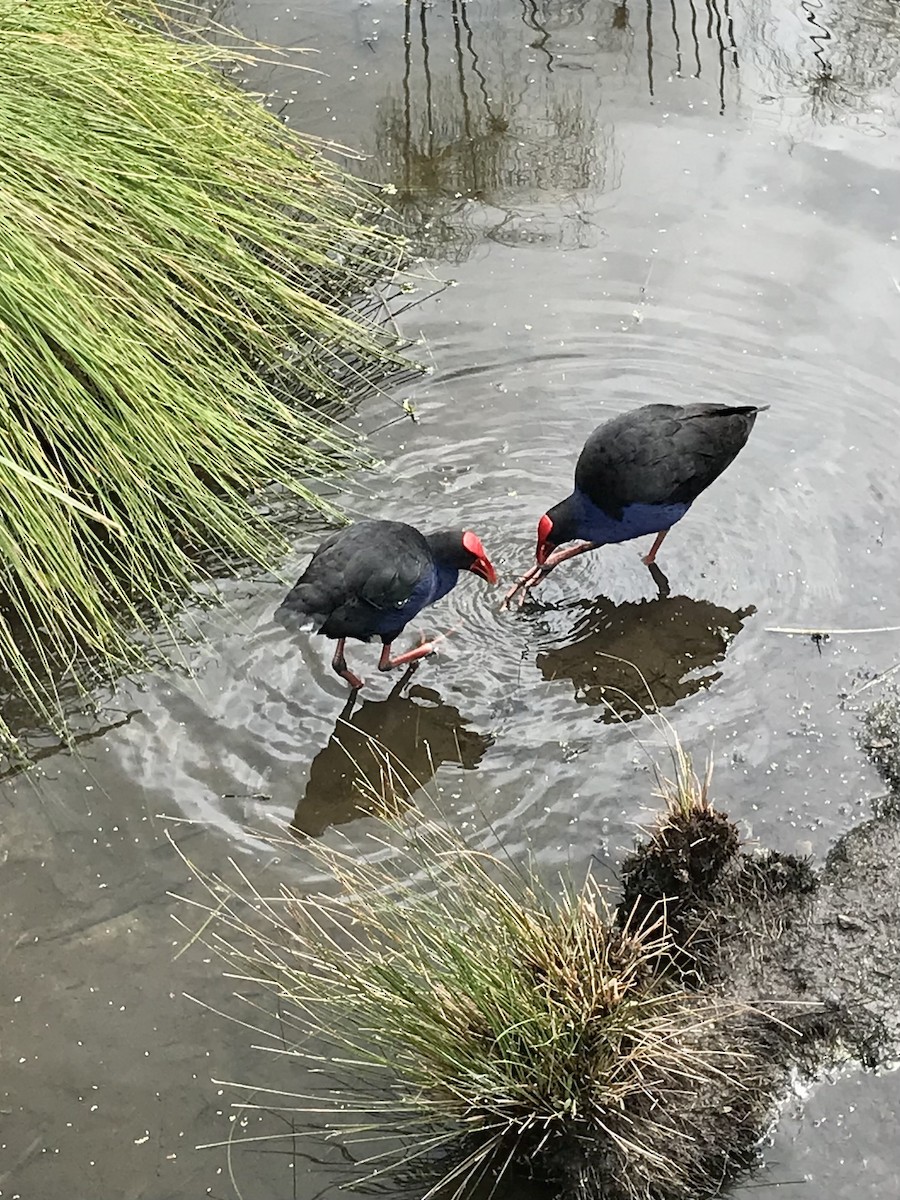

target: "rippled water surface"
[4,0,900,1196]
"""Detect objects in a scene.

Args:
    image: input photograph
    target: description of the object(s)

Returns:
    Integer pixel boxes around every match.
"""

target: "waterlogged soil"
[4,0,900,1196]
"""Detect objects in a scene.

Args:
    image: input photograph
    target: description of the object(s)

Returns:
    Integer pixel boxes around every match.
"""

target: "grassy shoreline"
[0,0,421,753]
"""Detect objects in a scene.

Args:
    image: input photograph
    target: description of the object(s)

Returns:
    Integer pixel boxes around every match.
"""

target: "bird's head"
[461,530,498,583]
[535,498,579,565]
[426,529,498,584]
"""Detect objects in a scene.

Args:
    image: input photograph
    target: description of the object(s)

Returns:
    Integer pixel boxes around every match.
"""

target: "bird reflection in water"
[536,564,755,721]
[292,669,494,837]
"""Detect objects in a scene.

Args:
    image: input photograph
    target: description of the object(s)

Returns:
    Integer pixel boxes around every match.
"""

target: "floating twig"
[766,625,900,636]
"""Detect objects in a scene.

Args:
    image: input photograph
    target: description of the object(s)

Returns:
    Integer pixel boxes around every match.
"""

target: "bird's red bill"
[463,530,498,584]
[536,513,554,564]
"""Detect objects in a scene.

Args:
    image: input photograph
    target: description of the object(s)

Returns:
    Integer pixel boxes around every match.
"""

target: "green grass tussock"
[0,0,417,747]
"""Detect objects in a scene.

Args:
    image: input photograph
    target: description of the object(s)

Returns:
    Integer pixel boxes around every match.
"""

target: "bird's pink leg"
[642,529,670,566]
[331,638,365,690]
[377,630,452,672]
[501,541,600,609]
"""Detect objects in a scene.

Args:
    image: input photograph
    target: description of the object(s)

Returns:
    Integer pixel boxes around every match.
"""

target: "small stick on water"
[766,625,900,635]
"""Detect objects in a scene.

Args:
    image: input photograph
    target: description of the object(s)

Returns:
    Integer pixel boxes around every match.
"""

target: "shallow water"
[4,0,900,1196]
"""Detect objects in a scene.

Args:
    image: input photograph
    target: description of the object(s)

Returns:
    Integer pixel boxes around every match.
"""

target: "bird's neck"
[548,490,632,546]
[553,488,690,546]
[430,562,460,604]
[548,491,598,544]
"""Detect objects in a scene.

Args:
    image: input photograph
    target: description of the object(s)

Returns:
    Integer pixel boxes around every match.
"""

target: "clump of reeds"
[619,739,820,989]
[0,0,418,749]
[618,742,742,970]
[176,811,781,1199]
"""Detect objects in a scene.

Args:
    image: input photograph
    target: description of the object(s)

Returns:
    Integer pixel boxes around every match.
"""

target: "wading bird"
[278,519,497,689]
[503,402,766,608]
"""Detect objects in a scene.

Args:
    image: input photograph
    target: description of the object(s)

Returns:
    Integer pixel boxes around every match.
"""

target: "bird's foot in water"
[501,542,600,610]
[337,666,365,691]
[418,625,459,654]
[501,564,548,610]
[331,639,365,690]
[641,528,670,566]
[378,627,457,672]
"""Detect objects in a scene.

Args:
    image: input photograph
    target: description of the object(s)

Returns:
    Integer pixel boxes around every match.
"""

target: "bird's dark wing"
[277,520,434,638]
[575,403,763,516]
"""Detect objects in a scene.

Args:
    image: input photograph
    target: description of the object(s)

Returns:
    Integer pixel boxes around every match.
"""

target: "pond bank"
[178,726,900,1200]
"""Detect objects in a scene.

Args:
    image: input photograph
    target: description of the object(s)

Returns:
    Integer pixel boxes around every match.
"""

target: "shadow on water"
[291,670,494,837]
[535,565,755,721]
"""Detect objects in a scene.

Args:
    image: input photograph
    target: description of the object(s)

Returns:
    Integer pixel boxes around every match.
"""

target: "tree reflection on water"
[374,1,615,262]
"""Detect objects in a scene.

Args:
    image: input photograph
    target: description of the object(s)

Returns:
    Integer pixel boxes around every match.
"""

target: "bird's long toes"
[501,582,526,610]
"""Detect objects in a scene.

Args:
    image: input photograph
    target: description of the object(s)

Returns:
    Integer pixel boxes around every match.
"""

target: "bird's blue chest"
[572,491,690,544]
[371,564,458,638]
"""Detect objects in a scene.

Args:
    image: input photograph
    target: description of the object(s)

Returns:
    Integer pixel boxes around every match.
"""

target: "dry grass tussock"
[173,777,788,1200]
[652,738,715,823]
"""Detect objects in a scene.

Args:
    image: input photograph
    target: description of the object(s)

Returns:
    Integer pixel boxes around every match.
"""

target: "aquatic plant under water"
[0,0,418,750]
